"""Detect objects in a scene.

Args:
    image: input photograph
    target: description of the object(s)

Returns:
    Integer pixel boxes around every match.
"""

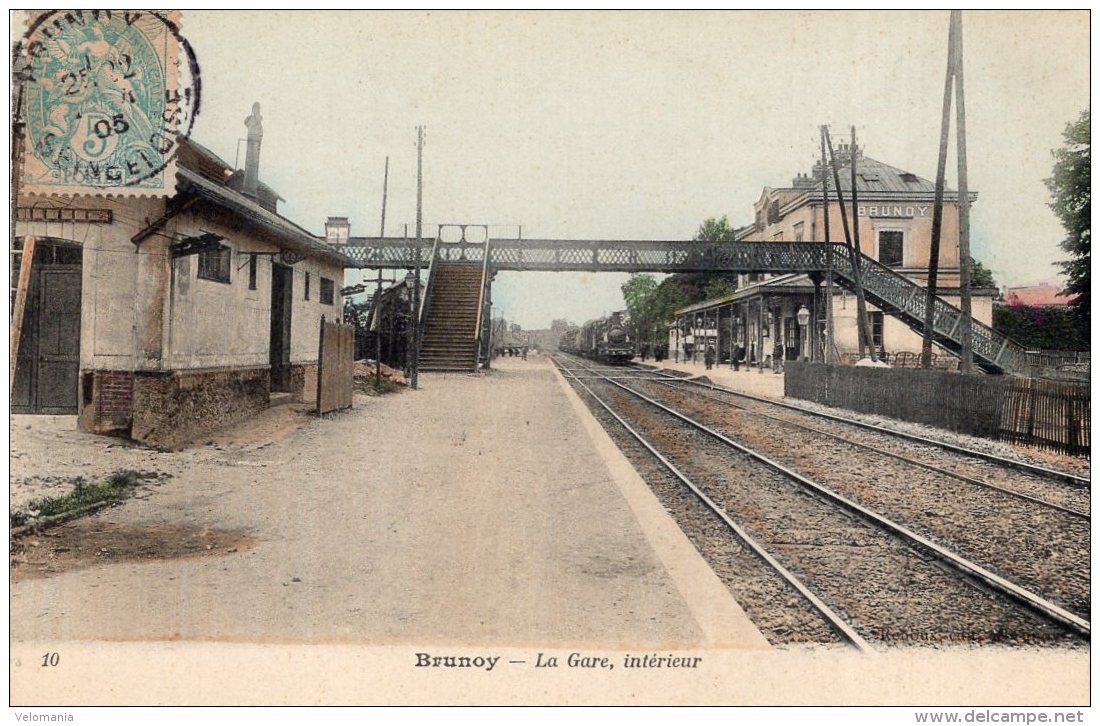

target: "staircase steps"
[419,262,484,372]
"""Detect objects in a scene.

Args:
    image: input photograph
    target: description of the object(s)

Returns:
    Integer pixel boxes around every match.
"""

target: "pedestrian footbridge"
[345,232,1024,375]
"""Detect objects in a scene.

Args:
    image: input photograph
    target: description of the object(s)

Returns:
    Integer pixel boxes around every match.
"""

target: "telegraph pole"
[849,125,876,362]
[923,12,957,368]
[374,156,394,389]
[380,155,389,239]
[820,127,836,364]
[410,125,424,390]
[953,10,973,373]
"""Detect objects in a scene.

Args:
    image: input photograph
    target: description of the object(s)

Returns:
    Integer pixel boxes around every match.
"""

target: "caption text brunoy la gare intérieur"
[415,652,703,672]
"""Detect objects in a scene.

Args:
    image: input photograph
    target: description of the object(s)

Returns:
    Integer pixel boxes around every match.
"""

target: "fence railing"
[784,362,1090,457]
[1000,377,1090,456]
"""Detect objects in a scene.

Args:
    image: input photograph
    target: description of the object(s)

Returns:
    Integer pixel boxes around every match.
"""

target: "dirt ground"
[12,521,258,582]
[9,401,317,512]
[9,357,731,646]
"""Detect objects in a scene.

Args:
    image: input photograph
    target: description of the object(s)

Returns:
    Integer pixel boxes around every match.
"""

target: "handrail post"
[473,232,492,369]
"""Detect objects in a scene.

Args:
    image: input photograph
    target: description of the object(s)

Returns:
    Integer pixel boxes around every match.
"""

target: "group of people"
[495,346,528,359]
[636,342,667,363]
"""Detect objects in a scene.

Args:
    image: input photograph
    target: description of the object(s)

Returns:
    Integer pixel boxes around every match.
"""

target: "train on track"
[559,311,635,365]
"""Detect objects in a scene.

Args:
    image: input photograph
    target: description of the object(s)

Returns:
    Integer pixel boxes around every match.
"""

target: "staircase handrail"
[828,243,1026,372]
[474,238,492,345]
[418,232,443,326]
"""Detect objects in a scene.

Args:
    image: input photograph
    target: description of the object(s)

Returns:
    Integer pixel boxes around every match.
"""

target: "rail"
[560,354,1090,641]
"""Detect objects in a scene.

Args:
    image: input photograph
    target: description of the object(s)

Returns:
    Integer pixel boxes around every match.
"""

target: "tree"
[694,215,738,242]
[1045,110,1090,344]
[621,273,659,344]
[970,258,997,289]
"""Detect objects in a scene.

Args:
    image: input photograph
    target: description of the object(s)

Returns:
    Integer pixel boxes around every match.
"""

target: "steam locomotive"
[559,311,635,365]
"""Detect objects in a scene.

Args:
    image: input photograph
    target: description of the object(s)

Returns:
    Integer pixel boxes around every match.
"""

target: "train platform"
[636,357,786,400]
[10,353,768,650]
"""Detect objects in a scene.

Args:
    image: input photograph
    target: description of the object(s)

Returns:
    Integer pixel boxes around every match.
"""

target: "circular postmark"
[16,10,200,192]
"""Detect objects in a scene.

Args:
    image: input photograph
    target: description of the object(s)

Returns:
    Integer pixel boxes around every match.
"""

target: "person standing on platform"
[704,345,715,371]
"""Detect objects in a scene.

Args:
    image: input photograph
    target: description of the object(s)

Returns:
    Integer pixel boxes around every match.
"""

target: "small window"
[878,230,904,267]
[305,272,311,300]
[197,244,232,283]
[248,254,257,290]
[793,222,804,242]
[870,311,884,348]
[320,277,335,306]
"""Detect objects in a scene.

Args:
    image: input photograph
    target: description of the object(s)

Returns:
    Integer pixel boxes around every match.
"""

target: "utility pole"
[923,12,957,368]
[824,127,873,361]
[953,10,973,373]
[373,156,394,389]
[849,126,877,361]
[380,155,389,239]
[820,127,836,364]
[410,126,425,390]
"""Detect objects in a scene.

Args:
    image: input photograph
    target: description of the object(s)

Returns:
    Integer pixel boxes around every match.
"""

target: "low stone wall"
[130,366,270,449]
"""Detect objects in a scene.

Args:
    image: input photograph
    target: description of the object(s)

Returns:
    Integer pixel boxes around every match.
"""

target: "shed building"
[12,104,355,448]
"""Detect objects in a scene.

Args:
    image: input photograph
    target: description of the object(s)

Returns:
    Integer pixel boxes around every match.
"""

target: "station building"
[12,105,355,448]
[669,142,996,368]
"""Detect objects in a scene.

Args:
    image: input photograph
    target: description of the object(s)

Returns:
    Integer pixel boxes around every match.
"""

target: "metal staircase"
[419,262,484,372]
[827,244,1024,374]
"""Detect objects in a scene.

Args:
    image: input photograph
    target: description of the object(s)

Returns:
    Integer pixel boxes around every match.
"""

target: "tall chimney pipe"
[243,102,263,197]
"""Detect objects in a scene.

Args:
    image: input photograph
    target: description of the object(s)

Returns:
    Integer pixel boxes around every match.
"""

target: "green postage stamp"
[16,10,199,197]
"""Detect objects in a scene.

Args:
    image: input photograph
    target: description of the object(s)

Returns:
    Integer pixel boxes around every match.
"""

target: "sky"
[179,10,1090,329]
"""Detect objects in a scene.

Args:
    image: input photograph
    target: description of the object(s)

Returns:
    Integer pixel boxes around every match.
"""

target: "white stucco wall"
[167,208,345,370]
[15,195,345,375]
[15,194,162,372]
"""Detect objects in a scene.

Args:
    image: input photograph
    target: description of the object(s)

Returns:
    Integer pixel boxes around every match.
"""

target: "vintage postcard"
[7,9,1091,714]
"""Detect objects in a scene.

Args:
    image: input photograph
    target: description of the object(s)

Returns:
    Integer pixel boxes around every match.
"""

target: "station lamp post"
[695,316,703,364]
[797,304,811,361]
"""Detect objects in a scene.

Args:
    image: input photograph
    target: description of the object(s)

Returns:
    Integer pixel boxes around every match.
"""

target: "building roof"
[1003,283,1077,307]
[176,138,355,268]
[672,274,815,317]
[178,167,356,268]
[824,155,938,195]
[774,154,978,204]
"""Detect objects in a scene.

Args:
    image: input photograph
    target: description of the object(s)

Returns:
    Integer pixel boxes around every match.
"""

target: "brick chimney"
[325,217,350,246]
[243,102,263,197]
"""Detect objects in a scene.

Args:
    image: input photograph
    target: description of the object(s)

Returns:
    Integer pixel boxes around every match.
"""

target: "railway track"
[553,353,1090,648]
[628,362,1089,489]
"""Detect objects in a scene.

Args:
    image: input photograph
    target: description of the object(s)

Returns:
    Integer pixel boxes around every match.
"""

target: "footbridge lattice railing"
[344,237,1025,374]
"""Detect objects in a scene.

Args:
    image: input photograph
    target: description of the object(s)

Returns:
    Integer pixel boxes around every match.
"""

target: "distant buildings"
[1003,283,1076,308]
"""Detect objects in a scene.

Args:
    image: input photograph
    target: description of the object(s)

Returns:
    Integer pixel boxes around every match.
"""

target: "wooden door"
[269,263,293,391]
[35,268,82,413]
